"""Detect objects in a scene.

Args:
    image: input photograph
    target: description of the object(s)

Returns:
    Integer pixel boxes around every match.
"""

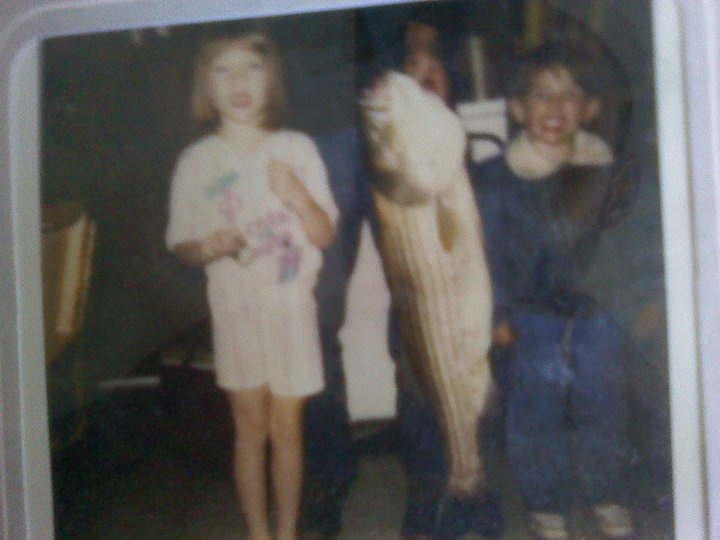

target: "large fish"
[360,71,494,496]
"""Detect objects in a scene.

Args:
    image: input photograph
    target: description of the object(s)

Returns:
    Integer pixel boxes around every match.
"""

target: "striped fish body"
[362,72,494,493]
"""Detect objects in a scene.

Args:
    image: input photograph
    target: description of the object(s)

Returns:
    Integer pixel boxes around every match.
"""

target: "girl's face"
[208,44,269,128]
[510,66,600,157]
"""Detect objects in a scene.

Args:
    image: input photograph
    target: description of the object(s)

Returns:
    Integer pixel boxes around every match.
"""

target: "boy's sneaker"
[592,503,636,539]
[528,512,570,540]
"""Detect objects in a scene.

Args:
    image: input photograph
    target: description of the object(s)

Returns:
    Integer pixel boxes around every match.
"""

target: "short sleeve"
[165,147,204,249]
[290,133,339,225]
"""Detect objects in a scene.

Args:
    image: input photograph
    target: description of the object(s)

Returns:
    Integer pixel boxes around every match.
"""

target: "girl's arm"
[268,159,335,249]
[172,228,247,267]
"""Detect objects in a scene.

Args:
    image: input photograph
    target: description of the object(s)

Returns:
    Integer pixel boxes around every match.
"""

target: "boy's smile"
[510,66,600,162]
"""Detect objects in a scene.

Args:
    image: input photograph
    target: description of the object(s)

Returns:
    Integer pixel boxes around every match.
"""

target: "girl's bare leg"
[228,386,272,540]
[269,394,306,540]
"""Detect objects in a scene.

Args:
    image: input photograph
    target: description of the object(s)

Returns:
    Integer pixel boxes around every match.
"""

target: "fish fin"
[436,196,458,252]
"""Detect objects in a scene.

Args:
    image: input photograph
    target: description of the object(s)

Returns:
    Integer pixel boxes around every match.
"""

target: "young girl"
[165,28,337,540]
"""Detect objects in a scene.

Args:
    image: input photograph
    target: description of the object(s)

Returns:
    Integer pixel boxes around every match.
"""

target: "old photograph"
[41,1,670,538]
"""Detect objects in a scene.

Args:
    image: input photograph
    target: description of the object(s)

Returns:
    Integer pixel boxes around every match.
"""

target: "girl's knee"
[269,396,304,446]
[228,388,271,441]
[269,420,302,449]
[237,412,270,443]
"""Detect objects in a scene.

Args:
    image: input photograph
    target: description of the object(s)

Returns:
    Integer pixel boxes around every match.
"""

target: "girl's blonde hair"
[191,30,287,129]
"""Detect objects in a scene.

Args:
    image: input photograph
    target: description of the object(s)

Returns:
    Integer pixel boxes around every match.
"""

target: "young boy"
[472,39,638,540]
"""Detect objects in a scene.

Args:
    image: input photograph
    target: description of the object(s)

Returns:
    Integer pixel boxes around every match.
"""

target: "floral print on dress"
[244,212,302,283]
[206,171,244,226]
[205,169,304,284]
[279,235,301,282]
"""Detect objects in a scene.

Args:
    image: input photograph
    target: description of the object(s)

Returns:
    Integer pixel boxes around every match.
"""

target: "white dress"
[165,130,337,396]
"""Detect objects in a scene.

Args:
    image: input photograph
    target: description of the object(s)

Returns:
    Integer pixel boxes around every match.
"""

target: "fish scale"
[363,72,495,494]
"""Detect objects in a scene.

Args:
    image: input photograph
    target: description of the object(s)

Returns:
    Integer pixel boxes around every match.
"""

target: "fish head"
[359,71,467,206]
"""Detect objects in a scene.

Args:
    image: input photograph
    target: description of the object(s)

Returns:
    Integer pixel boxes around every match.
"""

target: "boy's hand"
[492,322,517,348]
[202,228,247,262]
[268,159,311,211]
[633,301,663,340]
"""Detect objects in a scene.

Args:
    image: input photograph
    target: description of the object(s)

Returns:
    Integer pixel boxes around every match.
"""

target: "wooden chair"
[41,201,95,364]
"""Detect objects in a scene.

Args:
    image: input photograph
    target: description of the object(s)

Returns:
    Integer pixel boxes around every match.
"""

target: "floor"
[51,379,674,540]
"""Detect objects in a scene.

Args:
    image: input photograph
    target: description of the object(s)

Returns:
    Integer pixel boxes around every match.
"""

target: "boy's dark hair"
[509,37,614,99]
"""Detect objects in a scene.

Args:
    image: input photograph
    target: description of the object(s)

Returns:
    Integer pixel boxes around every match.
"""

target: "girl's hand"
[268,158,335,248]
[268,159,312,211]
[201,228,247,262]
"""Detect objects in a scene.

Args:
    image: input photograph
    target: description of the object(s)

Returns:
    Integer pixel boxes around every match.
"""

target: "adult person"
[301,5,502,540]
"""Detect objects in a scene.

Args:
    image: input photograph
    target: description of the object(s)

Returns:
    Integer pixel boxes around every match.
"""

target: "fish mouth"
[359,85,391,145]
[358,84,390,111]
[358,94,389,113]
[358,74,392,111]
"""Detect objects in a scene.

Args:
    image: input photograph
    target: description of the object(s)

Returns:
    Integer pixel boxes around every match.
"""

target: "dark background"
[41,1,671,537]
[41,0,532,414]
[41,0,664,482]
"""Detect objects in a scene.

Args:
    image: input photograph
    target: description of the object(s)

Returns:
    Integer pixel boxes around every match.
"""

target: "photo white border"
[654,1,706,537]
[1,1,718,538]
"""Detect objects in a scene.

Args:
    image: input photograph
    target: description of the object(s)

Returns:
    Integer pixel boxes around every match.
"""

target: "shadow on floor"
[51,375,674,539]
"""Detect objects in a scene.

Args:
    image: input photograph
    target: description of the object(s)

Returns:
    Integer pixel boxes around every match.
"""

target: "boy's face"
[510,66,600,157]
[208,44,269,128]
